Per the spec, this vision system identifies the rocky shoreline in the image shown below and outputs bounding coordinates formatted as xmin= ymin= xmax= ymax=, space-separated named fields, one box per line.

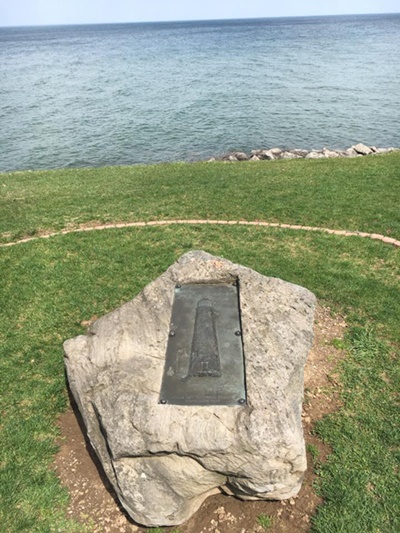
xmin=209 ymin=143 xmax=399 ymax=162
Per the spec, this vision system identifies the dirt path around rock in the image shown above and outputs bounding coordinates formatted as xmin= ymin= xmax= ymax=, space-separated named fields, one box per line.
xmin=54 ymin=305 xmax=347 ymax=533
xmin=1 ymin=219 xmax=400 ymax=248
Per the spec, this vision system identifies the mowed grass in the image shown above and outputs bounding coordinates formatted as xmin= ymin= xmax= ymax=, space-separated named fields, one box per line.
xmin=0 ymin=157 xmax=399 ymax=532
xmin=0 ymin=152 xmax=400 ymax=244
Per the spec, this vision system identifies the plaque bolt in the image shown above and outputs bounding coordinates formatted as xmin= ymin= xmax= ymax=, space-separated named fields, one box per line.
xmin=160 ymin=399 xmax=167 ymax=404
xmin=235 ymin=330 xmax=242 ymax=336
xmin=176 ymin=284 xmax=181 ymax=289
xmin=238 ymin=398 xmax=246 ymax=405
xmin=169 ymin=331 xmax=176 ymax=337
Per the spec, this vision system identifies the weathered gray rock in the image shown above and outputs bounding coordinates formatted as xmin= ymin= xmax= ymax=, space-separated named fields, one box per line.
xmin=269 ymin=147 xmax=283 ymax=155
xmin=223 ymin=151 xmax=249 ymax=161
xmin=344 ymin=147 xmax=360 ymax=157
xmin=281 ymin=151 xmax=301 ymax=159
xmin=259 ymin=149 xmax=276 ymax=160
xmin=211 ymin=145 xmax=398 ymax=164
xmin=352 ymin=143 xmax=373 ymax=155
xmin=323 ymin=149 xmax=340 ymax=158
xmin=291 ymin=149 xmax=309 ymax=157
xmin=64 ymin=251 xmax=316 ymax=527
xmin=376 ymin=147 xmax=397 ymax=154
xmin=251 ymin=148 xmax=281 ymax=159
xmin=305 ymin=151 xmax=325 ymax=159
xmin=233 ymin=151 xmax=249 ymax=161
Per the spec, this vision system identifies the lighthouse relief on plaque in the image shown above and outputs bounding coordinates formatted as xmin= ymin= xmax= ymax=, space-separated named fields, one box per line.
xmin=159 ymin=282 xmax=246 ymax=406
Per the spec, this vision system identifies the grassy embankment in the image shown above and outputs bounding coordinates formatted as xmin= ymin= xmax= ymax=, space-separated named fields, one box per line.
xmin=0 ymin=154 xmax=399 ymax=532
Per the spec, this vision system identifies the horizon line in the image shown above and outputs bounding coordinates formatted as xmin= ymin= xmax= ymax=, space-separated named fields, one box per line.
xmin=1 ymin=11 xmax=399 ymax=30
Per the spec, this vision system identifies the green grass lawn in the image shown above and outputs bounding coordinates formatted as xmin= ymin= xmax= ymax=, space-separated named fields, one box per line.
xmin=0 ymin=156 xmax=399 ymax=532
xmin=1 ymin=153 xmax=399 ymax=244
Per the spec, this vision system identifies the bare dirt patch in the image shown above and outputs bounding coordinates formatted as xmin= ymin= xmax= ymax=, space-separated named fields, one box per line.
xmin=54 ymin=304 xmax=347 ymax=533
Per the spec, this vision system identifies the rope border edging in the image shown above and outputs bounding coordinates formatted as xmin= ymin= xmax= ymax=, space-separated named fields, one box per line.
xmin=1 ymin=220 xmax=399 ymax=248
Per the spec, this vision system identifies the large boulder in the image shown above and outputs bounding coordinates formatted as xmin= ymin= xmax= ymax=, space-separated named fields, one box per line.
xmin=259 ymin=149 xmax=276 ymax=160
xmin=269 ymin=147 xmax=283 ymax=156
xmin=291 ymin=149 xmax=309 ymax=157
xmin=322 ymin=149 xmax=340 ymax=158
xmin=305 ymin=151 xmax=325 ymax=159
xmin=352 ymin=143 xmax=373 ymax=155
xmin=344 ymin=147 xmax=361 ymax=157
xmin=64 ymin=251 xmax=316 ymax=527
xmin=233 ymin=151 xmax=249 ymax=161
xmin=281 ymin=151 xmax=301 ymax=159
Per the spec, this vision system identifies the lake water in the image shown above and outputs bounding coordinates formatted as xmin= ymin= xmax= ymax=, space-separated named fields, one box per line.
xmin=1 ymin=14 xmax=399 ymax=172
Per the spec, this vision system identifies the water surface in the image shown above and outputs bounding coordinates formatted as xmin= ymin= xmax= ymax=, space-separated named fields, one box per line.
xmin=1 ymin=14 xmax=399 ymax=171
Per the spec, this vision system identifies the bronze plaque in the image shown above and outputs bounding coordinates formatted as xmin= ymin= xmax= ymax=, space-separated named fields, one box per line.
xmin=159 ymin=282 xmax=246 ymax=406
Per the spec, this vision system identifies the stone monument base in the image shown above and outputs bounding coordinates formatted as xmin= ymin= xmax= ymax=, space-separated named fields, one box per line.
xmin=64 ymin=251 xmax=316 ymax=526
